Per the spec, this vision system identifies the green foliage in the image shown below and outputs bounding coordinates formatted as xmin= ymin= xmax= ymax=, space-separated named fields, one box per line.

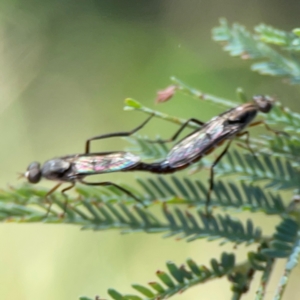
xmin=137 ymin=176 xmax=287 ymax=215
xmin=107 ymin=253 xmax=236 ymax=300
xmin=262 ymin=218 xmax=299 ymax=258
xmin=214 ymin=151 xmax=300 ymax=190
xmin=0 ymin=185 xmax=265 ymax=245
xmin=212 ymin=19 xmax=300 ymax=84
xmin=1 ymin=19 xmax=300 ymax=300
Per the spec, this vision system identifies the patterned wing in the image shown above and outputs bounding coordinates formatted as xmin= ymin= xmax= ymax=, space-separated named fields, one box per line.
xmin=73 ymin=152 xmax=140 ymax=174
xmin=167 ymin=117 xmax=239 ymax=168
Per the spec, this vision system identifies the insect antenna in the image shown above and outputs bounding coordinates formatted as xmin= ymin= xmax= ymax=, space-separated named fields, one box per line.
xmin=17 ymin=172 xmax=25 ymax=180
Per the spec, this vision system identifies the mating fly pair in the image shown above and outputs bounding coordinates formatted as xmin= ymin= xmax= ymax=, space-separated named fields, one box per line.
xmin=23 ymin=95 xmax=278 ymax=214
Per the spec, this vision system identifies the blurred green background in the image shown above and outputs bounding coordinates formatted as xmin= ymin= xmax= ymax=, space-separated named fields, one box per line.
xmin=1 ymin=1 xmax=300 ymax=299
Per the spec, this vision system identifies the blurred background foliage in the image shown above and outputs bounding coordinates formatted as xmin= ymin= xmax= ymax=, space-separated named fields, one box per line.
xmin=1 ymin=1 xmax=300 ymax=299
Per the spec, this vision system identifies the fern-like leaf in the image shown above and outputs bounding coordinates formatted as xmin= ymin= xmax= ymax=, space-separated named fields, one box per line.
xmin=213 ymin=150 xmax=300 ymax=190
xmin=106 ymin=253 xmax=235 ymax=300
xmin=212 ymin=19 xmax=300 ymax=84
xmin=262 ymin=218 xmax=299 ymax=258
xmin=137 ymin=176 xmax=287 ymax=215
xmin=255 ymin=24 xmax=300 ymax=52
xmin=0 ymin=184 xmax=265 ymax=245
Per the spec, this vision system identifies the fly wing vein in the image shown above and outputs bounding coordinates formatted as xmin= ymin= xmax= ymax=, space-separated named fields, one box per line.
xmin=74 ymin=153 xmax=140 ymax=174
xmin=167 ymin=121 xmax=239 ymax=168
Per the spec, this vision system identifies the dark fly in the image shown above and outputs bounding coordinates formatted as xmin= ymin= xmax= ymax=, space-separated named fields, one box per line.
xmin=134 ymin=95 xmax=280 ymax=212
xmin=24 ymin=115 xmax=155 ymax=212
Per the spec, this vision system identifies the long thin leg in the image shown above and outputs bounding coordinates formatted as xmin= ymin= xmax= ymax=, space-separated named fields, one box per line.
xmin=45 ymin=183 xmax=62 ymax=216
xmin=206 ymin=140 xmax=232 ymax=215
xmin=148 ymin=117 xmax=205 ymax=144
xmin=78 ymin=179 xmax=144 ymax=206
xmin=61 ymin=182 xmax=76 ymax=214
xmin=236 ymin=131 xmax=257 ymax=158
xmin=85 ymin=114 xmax=154 ymax=154
xmin=248 ymin=120 xmax=288 ymax=136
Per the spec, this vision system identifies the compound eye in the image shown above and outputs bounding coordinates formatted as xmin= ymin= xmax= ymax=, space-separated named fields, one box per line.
xmin=253 ymin=95 xmax=273 ymax=113
xmin=26 ymin=162 xmax=42 ymax=184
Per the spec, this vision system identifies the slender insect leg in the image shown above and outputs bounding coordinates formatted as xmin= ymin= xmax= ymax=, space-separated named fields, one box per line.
xmin=85 ymin=114 xmax=154 ymax=153
xmin=236 ymin=131 xmax=257 ymax=158
xmin=248 ymin=120 xmax=288 ymax=136
xmin=61 ymin=182 xmax=76 ymax=215
xmin=45 ymin=183 xmax=62 ymax=217
xmin=206 ymin=141 xmax=232 ymax=215
xmin=78 ymin=179 xmax=144 ymax=206
xmin=148 ymin=118 xmax=205 ymax=144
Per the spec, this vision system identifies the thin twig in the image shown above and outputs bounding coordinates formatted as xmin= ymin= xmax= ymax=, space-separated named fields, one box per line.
xmin=124 ymin=98 xmax=199 ymax=128
xmin=231 ymin=292 xmax=243 ymax=300
xmin=171 ymin=77 xmax=236 ymax=108
xmin=255 ymin=258 xmax=275 ymax=300
xmin=273 ymin=236 xmax=300 ymax=300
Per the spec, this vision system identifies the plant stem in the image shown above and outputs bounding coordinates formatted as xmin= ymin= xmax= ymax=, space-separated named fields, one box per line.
xmin=273 ymin=237 xmax=300 ymax=300
xmin=171 ymin=77 xmax=236 ymax=108
xmin=231 ymin=292 xmax=243 ymax=300
xmin=124 ymin=101 xmax=199 ymax=129
xmin=255 ymin=258 xmax=275 ymax=300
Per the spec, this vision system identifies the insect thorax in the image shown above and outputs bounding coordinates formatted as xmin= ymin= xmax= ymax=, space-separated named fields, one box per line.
xmin=41 ymin=158 xmax=71 ymax=180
